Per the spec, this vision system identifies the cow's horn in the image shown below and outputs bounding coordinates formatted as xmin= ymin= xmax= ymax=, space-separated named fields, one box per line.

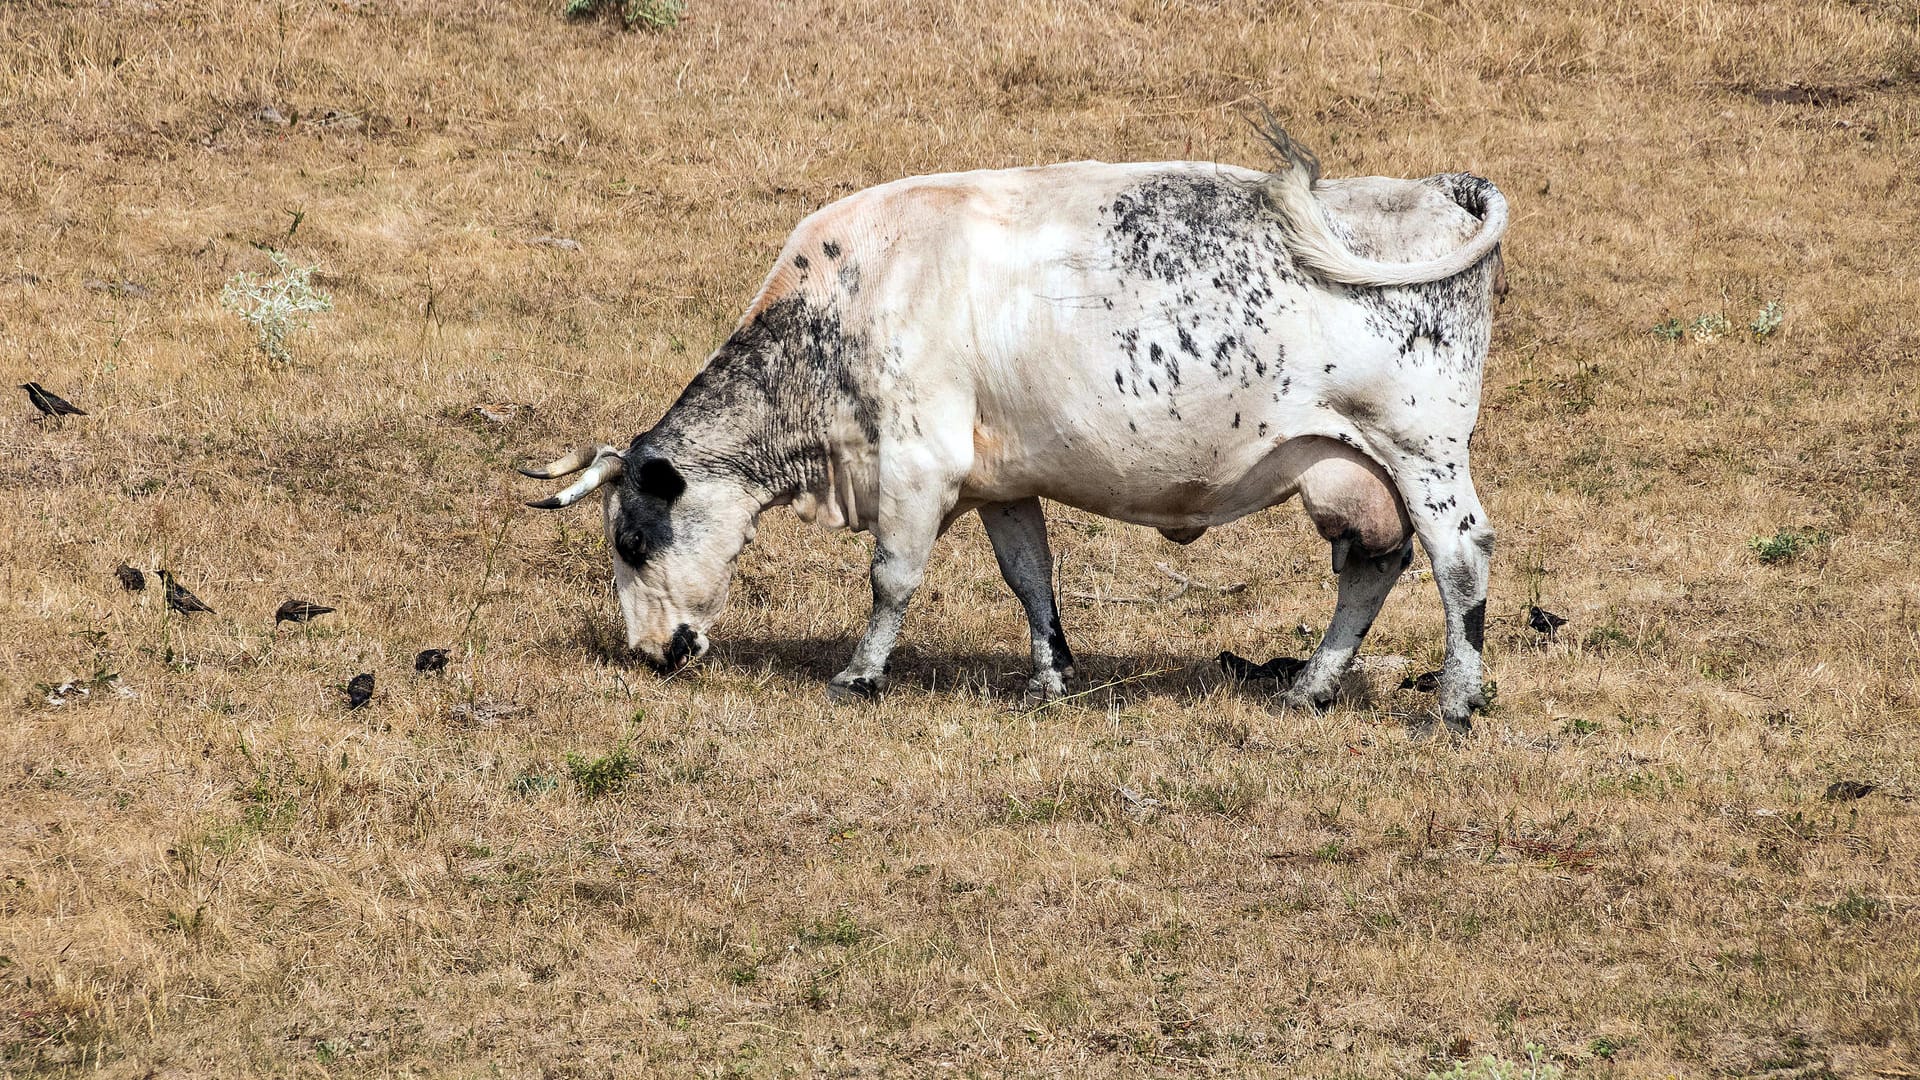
xmin=518 ymin=445 xmax=603 ymax=480
xmin=525 ymin=446 xmax=624 ymax=509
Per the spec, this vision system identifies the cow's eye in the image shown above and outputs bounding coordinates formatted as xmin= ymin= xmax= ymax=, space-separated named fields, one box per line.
xmin=613 ymin=519 xmax=650 ymax=568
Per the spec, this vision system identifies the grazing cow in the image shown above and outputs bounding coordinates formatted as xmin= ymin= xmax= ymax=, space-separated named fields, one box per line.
xmin=524 ymin=127 xmax=1507 ymax=731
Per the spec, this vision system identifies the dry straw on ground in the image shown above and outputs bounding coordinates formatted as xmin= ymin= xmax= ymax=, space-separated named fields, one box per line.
xmin=3 ymin=0 xmax=1918 ymax=1076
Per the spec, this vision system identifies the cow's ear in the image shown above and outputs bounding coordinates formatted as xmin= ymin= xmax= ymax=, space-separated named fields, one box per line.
xmin=635 ymin=457 xmax=687 ymax=502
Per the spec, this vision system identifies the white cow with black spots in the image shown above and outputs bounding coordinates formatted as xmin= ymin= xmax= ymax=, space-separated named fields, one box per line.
xmin=524 ymin=128 xmax=1508 ymax=731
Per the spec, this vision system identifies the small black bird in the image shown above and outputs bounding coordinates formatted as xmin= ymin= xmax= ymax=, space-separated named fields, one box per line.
xmin=275 ymin=599 xmax=335 ymax=624
xmin=342 ymin=672 xmax=375 ymax=709
xmin=20 ymin=382 xmax=86 ymax=419
xmin=114 ymin=563 xmax=146 ymax=591
xmin=1824 ymin=780 xmax=1876 ymax=802
xmin=1399 ymin=669 xmax=1443 ymax=693
xmin=1217 ymin=649 xmax=1307 ymax=684
xmin=158 ymin=570 xmax=213 ymax=614
xmin=414 ymin=648 xmax=450 ymax=673
xmin=1527 ymin=606 xmax=1568 ymax=638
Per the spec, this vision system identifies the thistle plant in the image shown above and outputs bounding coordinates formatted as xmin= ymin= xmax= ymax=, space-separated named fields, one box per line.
xmin=565 ymin=0 xmax=684 ymax=29
xmin=1688 ymin=312 xmax=1733 ymax=343
xmin=221 ymin=250 xmax=333 ymax=362
xmin=1652 ymin=302 xmax=1784 ymax=345
xmin=1749 ymin=299 xmax=1785 ymax=341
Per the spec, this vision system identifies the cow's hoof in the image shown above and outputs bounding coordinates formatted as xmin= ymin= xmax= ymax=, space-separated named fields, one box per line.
xmin=827 ymin=675 xmax=883 ymax=704
xmin=1439 ymin=684 xmax=1486 ymax=720
xmin=1278 ymin=686 xmax=1335 ymax=713
xmin=1023 ymin=672 xmax=1068 ymax=703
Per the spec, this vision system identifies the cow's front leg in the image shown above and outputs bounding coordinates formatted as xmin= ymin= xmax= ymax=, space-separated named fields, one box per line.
xmin=828 ymin=489 xmax=951 ymax=703
xmin=1281 ymin=539 xmax=1410 ymax=711
xmin=979 ymin=498 xmax=1074 ymax=701
xmin=1405 ymin=477 xmax=1493 ymax=733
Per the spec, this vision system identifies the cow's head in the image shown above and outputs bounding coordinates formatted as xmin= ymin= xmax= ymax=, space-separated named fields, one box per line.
xmin=522 ymin=444 xmax=759 ymax=672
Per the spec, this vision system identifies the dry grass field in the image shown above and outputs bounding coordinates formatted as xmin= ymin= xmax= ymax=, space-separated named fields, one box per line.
xmin=4 ymin=0 xmax=1919 ymax=1075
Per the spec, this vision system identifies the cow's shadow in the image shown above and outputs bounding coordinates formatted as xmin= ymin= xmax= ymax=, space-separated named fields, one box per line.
xmin=716 ymin=633 xmax=1233 ymax=704
xmin=570 ymin=614 xmax=1307 ymax=708
xmin=562 ymin=611 xmax=1459 ymax=735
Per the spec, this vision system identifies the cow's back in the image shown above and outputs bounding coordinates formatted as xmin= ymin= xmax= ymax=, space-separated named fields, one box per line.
xmin=724 ymin=161 xmax=1501 ymax=530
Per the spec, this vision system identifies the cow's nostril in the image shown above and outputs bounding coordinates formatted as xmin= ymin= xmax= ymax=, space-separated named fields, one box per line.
xmin=646 ymin=623 xmax=701 ymax=675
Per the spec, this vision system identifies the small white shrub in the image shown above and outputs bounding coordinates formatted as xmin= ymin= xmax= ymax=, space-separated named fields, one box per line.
xmin=221 ymin=250 xmax=333 ymax=362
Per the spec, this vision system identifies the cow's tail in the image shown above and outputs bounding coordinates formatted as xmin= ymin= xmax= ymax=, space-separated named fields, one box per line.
xmin=1253 ymin=116 xmax=1508 ymax=288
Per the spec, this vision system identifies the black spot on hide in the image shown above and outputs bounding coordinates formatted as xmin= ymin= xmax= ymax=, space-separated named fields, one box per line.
xmin=640 ymin=295 xmax=881 ymax=498
xmin=1105 ymin=173 xmax=1295 ymax=289
xmin=1101 ymin=173 xmax=1308 ymax=399
xmin=611 ymin=483 xmax=676 ymax=571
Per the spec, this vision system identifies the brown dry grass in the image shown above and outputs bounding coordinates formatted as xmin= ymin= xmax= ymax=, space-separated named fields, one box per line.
xmin=3 ymin=0 xmax=1919 ymax=1076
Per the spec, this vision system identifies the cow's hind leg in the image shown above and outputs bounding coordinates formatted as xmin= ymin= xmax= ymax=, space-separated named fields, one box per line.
xmin=1276 ymin=437 xmax=1413 ymax=711
xmin=1396 ymin=467 xmax=1493 ymax=733
xmin=1367 ymin=445 xmax=1497 ymax=730
xmin=1283 ymin=540 xmax=1410 ymax=711
xmin=979 ymin=498 xmax=1074 ymax=701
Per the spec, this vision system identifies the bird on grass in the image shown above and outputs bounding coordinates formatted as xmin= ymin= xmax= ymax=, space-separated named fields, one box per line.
xmin=1216 ymin=649 xmax=1306 ymax=684
xmin=20 ymin=382 xmax=86 ymax=419
xmin=114 ymin=563 xmax=146 ymax=591
xmin=275 ymin=599 xmax=335 ymax=624
xmin=1399 ymin=670 xmax=1442 ymax=693
xmin=342 ymin=673 xmax=375 ymax=709
xmin=414 ymin=648 xmax=450 ymax=673
xmin=157 ymin=571 xmax=213 ymax=614
xmin=1527 ymin=606 xmax=1568 ymax=639
xmin=1824 ymin=780 xmax=1876 ymax=802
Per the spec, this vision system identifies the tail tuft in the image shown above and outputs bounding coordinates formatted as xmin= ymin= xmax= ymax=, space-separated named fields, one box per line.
xmin=1248 ymin=104 xmax=1321 ymax=188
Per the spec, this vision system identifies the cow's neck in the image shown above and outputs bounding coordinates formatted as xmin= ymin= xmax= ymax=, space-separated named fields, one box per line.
xmin=643 ymin=297 xmax=878 ymax=520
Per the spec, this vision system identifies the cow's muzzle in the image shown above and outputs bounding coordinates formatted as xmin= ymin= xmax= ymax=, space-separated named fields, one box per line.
xmin=643 ymin=624 xmax=706 ymax=674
